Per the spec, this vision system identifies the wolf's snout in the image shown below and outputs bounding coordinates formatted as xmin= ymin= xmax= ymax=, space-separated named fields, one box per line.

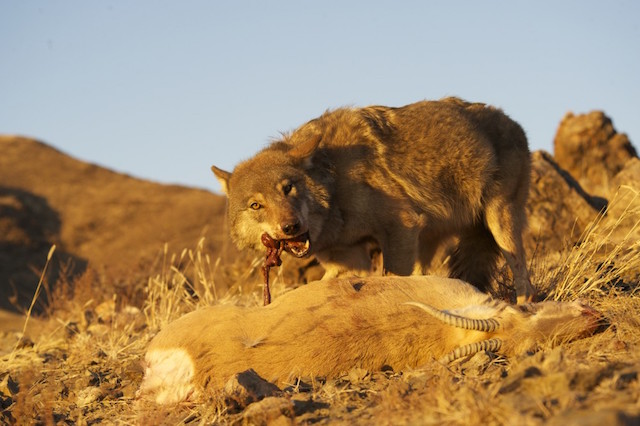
xmin=281 ymin=221 xmax=301 ymax=236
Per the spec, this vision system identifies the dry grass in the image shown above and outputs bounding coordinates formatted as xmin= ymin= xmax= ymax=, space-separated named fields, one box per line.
xmin=2 ymin=199 xmax=640 ymax=425
xmin=547 ymin=187 xmax=640 ymax=302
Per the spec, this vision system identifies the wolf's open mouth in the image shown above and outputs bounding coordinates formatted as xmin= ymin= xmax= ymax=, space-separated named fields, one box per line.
xmin=282 ymin=231 xmax=311 ymax=257
xmin=259 ymin=231 xmax=310 ymax=305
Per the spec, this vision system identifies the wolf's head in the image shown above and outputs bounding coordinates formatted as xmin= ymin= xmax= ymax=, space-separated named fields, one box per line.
xmin=212 ymin=127 xmax=333 ymax=257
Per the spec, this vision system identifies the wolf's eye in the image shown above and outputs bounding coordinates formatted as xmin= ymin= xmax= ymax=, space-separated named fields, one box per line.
xmin=250 ymin=202 xmax=262 ymax=210
xmin=283 ymin=183 xmax=293 ymax=195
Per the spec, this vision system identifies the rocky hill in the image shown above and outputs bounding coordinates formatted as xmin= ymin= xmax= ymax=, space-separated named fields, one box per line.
xmin=0 ymin=135 xmax=226 ymax=312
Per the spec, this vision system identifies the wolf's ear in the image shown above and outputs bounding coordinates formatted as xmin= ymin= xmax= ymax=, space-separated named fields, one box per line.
xmin=211 ymin=165 xmax=231 ymax=195
xmin=288 ymin=126 xmax=322 ymax=161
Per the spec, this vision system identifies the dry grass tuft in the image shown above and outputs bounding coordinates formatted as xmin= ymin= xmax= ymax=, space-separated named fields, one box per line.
xmin=540 ymin=187 xmax=640 ymax=302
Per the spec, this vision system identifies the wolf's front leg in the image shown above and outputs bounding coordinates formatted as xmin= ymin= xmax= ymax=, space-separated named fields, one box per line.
xmin=380 ymin=224 xmax=422 ymax=276
xmin=316 ymin=242 xmax=378 ymax=279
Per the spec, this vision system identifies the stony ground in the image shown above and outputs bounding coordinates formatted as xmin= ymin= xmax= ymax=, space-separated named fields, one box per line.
xmin=2 ymin=202 xmax=639 ymax=425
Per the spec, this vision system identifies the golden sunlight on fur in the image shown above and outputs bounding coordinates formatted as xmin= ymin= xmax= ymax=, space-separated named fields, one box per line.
xmin=138 ymin=275 xmax=600 ymax=404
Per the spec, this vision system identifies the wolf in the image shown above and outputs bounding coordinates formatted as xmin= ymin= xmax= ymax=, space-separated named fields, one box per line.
xmin=212 ymin=97 xmax=535 ymax=302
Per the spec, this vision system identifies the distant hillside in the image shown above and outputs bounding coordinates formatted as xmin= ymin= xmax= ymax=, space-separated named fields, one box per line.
xmin=0 ymin=135 xmax=227 ymax=312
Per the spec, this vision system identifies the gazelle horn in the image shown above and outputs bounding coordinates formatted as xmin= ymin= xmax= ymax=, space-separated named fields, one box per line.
xmin=404 ymin=302 xmax=501 ymax=332
xmin=442 ymin=338 xmax=503 ymax=363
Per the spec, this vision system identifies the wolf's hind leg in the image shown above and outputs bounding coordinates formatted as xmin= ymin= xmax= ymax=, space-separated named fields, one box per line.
xmin=485 ymin=198 xmax=535 ymax=303
xmin=448 ymin=224 xmax=501 ymax=293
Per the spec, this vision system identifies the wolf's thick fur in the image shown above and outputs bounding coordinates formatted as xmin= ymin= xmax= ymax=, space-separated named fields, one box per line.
xmin=213 ymin=98 xmax=535 ymax=302
xmin=138 ymin=276 xmax=600 ymax=404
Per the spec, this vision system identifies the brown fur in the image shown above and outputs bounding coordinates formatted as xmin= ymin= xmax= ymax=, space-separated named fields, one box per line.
xmin=212 ymin=98 xmax=535 ymax=302
xmin=139 ymin=276 xmax=600 ymax=404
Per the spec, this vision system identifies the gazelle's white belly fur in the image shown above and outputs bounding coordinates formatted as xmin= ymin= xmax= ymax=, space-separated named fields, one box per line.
xmin=138 ymin=348 xmax=196 ymax=404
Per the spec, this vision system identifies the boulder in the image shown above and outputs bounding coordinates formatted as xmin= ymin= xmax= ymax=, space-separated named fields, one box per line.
xmin=524 ymin=151 xmax=603 ymax=256
xmin=223 ymin=369 xmax=283 ymax=413
xmin=553 ymin=111 xmax=637 ymax=197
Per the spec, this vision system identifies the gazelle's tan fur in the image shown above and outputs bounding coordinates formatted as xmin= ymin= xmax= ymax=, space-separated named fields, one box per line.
xmin=138 ymin=276 xmax=600 ymax=404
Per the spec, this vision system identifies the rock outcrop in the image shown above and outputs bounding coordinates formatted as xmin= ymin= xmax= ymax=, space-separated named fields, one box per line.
xmin=553 ymin=111 xmax=637 ymax=197
xmin=524 ymin=151 xmax=603 ymax=256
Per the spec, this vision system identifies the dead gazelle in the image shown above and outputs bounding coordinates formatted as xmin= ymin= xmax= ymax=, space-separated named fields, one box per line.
xmin=138 ymin=276 xmax=601 ymax=404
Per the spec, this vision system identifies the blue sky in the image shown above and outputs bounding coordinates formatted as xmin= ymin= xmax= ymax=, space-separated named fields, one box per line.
xmin=2 ymin=1 xmax=639 ymax=194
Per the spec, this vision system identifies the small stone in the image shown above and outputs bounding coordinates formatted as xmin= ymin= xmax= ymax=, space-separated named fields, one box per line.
xmin=223 ymin=369 xmax=282 ymax=411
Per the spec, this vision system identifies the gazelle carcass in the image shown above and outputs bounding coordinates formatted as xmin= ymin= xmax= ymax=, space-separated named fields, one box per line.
xmin=138 ymin=276 xmax=601 ymax=404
